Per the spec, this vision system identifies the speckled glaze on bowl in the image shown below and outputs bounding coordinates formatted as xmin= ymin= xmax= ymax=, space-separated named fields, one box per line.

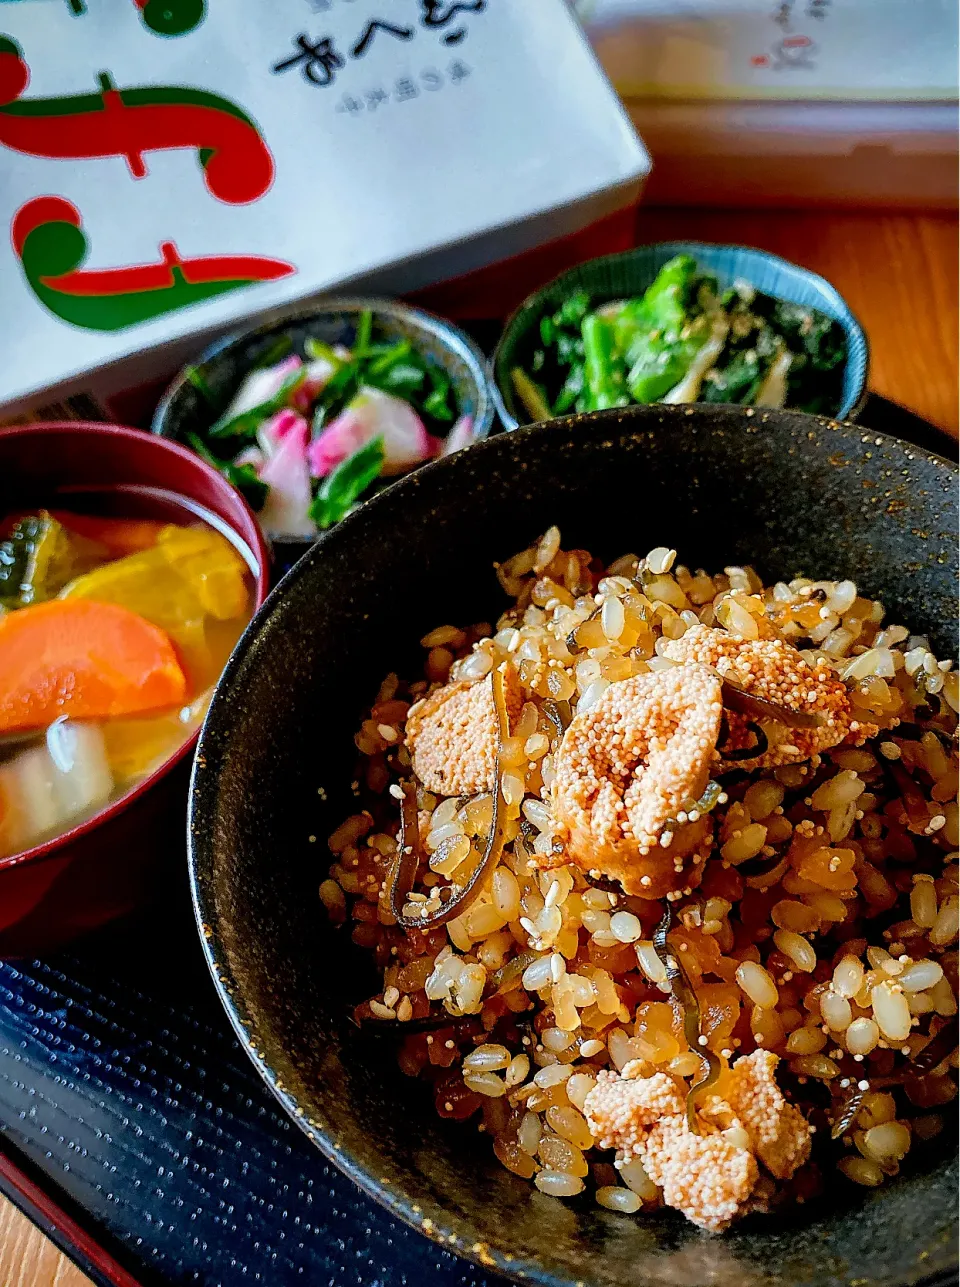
xmin=152 ymin=298 xmax=497 ymax=569
xmin=493 ymin=242 xmax=869 ymax=429
xmin=189 ymin=405 xmax=957 ymax=1287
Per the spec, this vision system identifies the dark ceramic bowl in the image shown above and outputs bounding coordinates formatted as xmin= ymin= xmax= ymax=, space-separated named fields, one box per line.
xmin=0 ymin=421 xmax=269 ymax=958
xmin=152 ymin=298 xmax=497 ymax=572
xmin=189 ymin=406 xmax=957 ymax=1287
xmin=493 ymin=242 xmax=869 ymax=429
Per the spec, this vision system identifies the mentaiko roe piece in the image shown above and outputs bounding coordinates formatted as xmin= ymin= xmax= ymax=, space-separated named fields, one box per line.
xmin=642 ymin=1116 xmax=759 ymax=1233
xmin=405 ymin=665 xmax=523 ymax=797
xmin=583 ymin=1050 xmax=812 ymax=1232
xmin=549 ymin=664 xmax=721 ymax=895
xmin=724 ymin=1048 xmax=812 ymax=1180
xmin=663 ymin=625 xmax=878 ymax=767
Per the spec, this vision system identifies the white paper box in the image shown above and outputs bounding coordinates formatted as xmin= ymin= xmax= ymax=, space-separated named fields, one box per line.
xmin=576 ymin=0 xmax=957 ymax=208
xmin=0 ymin=0 xmax=648 ymax=413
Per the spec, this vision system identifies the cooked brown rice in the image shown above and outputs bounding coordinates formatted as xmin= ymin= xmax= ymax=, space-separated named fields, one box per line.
xmin=321 ymin=529 xmax=958 ymax=1232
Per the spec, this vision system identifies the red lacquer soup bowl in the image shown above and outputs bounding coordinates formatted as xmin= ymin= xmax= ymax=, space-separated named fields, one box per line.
xmin=0 ymin=422 xmax=269 ymax=957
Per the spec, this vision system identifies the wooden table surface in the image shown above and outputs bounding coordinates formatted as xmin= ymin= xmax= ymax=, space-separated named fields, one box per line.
xmin=1 ymin=204 xmax=957 ymax=1287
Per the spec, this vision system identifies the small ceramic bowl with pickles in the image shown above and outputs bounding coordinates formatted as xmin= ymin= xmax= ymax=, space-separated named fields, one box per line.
xmin=493 ymin=241 xmax=869 ymax=430
xmin=153 ymin=299 xmax=497 ymax=571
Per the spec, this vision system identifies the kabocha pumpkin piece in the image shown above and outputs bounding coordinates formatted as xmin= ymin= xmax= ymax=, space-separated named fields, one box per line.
xmin=154 ymin=524 xmax=249 ymax=619
xmin=60 ymin=523 xmax=248 ymax=622
xmin=60 ymin=523 xmax=249 ymax=685
xmin=0 ymin=511 xmax=105 ymax=608
xmin=0 ymin=598 xmax=186 ymax=733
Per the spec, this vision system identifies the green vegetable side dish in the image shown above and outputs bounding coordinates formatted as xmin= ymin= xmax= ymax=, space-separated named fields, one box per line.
xmin=183 ymin=310 xmax=474 ymax=538
xmin=511 ymin=255 xmax=848 ymax=423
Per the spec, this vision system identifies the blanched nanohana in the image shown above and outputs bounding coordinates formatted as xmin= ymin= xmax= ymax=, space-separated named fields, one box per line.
xmin=186 ymin=314 xmax=471 ymax=536
xmin=511 ymin=255 xmax=848 ymax=422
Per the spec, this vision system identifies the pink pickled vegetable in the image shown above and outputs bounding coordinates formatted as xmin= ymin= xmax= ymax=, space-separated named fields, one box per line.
xmin=257 ymin=407 xmax=306 ymax=457
xmin=308 ymin=387 xmax=439 ymax=479
xmin=257 ymin=414 xmax=315 ymax=537
xmin=442 ymin=414 xmax=475 ymax=456
xmin=293 ymin=357 xmax=337 ymax=413
xmin=223 ymin=354 xmax=301 ymax=420
xmin=233 ymin=445 xmax=265 ymax=470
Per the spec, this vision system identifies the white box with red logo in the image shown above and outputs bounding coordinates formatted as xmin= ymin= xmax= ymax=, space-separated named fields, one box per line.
xmin=576 ymin=0 xmax=957 ymax=208
xmin=0 ymin=0 xmax=648 ymax=414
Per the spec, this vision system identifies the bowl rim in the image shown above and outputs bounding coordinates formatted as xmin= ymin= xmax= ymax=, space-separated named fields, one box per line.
xmin=492 ymin=239 xmax=870 ymax=430
xmin=188 ymin=404 xmax=956 ymax=1287
xmin=150 ymin=295 xmax=498 ymax=445
xmin=0 ymin=419 xmax=270 ymax=875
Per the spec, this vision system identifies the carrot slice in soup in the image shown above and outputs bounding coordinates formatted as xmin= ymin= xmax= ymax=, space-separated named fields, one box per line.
xmin=0 ymin=599 xmax=187 ymax=734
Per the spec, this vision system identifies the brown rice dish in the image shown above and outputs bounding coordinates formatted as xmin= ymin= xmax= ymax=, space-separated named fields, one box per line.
xmin=321 ymin=529 xmax=958 ymax=1232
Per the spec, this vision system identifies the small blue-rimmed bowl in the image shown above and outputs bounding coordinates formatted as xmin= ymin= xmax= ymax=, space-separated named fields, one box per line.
xmin=153 ymin=298 xmax=497 ymax=569
xmin=493 ymin=241 xmax=869 ymax=429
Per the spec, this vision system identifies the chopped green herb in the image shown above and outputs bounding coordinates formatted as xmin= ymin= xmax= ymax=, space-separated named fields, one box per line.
xmin=423 ymin=384 xmax=455 ymax=422
xmin=310 ymin=436 xmax=385 ymax=529
xmin=376 ymin=362 xmax=426 ymax=400
xmin=253 ymin=334 xmax=294 ymax=369
xmin=184 ymin=312 xmax=462 ymax=537
xmin=355 ymin=309 xmax=374 ymax=355
xmin=186 ymin=433 xmax=268 ymax=509
xmin=208 ymin=368 xmax=306 ymax=439
xmin=184 ymin=364 xmax=215 ymax=405
xmin=304 ymin=336 xmax=344 ymax=365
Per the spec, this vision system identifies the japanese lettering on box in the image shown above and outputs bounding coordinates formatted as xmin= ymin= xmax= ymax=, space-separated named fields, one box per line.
xmin=0 ymin=0 xmax=647 ymax=408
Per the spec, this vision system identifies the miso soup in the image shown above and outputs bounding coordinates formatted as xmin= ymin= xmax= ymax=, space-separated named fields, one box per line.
xmin=0 ymin=493 xmax=255 ymax=857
